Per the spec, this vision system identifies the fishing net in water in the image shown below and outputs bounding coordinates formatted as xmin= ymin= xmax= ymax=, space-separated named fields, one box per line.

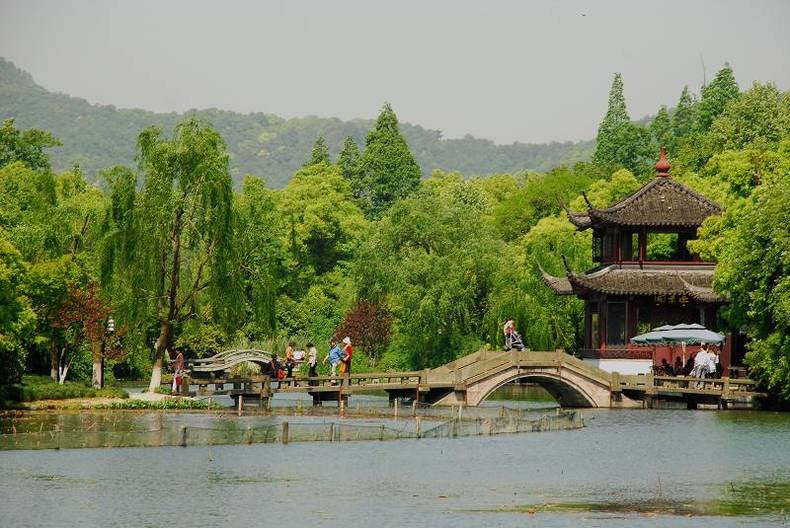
xmin=0 ymin=409 xmax=582 ymax=450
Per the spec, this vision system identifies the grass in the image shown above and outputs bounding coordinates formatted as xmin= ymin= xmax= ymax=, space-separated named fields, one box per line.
xmin=0 ymin=375 xmax=129 ymax=404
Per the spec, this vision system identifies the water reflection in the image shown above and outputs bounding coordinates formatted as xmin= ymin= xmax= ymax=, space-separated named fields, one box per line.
xmin=1 ymin=387 xmax=789 ymax=527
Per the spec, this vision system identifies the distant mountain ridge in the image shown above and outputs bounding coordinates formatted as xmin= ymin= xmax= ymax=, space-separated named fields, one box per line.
xmin=0 ymin=57 xmax=594 ymax=187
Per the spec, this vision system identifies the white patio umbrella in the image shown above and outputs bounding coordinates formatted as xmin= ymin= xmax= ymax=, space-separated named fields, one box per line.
xmin=630 ymin=323 xmax=725 ymax=373
xmin=630 ymin=323 xmax=725 ymax=345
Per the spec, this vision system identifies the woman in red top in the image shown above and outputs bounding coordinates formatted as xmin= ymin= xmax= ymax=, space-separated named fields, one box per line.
xmin=341 ymin=336 xmax=353 ymax=375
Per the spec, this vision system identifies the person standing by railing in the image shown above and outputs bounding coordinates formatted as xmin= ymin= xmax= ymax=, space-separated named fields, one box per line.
xmin=325 ymin=339 xmax=342 ymax=384
xmin=674 ymin=356 xmax=683 ymax=376
xmin=708 ymin=345 xmax=721 ymax=379
xmin=692 ymin=343 xmax=710 ymax=387
xmin=341 ymin=336 xmax=353 ymax=375
xmin=306 ymin=343 xmax=318 ymax=386
xmin=285 ymin=341 xmax=296 ymax=378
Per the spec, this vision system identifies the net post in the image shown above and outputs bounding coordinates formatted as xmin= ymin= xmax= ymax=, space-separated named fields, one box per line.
xmin=281 ymin=421 xmax=289 ymax=444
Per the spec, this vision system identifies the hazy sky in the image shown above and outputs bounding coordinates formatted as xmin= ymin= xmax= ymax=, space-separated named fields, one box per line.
xmin=1 ymin=0 xmax=789 ymax=144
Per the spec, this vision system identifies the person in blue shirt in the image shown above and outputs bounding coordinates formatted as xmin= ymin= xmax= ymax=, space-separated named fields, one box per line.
xmin=324 ymin=338 xmax=342 ymax=383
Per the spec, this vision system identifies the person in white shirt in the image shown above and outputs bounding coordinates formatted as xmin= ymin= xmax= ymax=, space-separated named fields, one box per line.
xmin=693 ymin=343 xmax=710 ymax=387
xmin=306 ymin=343 xmax=318 ymax=386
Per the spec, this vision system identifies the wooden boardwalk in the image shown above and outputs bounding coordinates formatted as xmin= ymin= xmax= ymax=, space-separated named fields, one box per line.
xmin=171 ymin=349 xmax=764 ymax=409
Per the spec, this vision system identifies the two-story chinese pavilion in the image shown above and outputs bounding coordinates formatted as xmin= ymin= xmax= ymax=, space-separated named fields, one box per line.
xmin=542 ymin=149 xmax=737 ymax=374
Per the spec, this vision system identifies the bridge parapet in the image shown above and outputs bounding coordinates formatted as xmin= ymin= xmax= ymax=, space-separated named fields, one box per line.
xmin=190 ymin=349 xmax=273 ymax=374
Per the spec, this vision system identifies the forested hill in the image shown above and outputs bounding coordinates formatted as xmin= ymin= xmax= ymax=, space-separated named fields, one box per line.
xmin=0 ymin=57 xmax=594 ymax=187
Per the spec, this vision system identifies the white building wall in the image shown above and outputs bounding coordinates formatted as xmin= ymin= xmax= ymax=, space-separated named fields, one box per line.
xmin=584 ymin=358 xmax=653 ymax=375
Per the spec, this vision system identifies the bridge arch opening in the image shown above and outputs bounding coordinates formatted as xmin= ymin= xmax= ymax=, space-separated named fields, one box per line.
xmin=477 ymin=373 xmax=598 ymax=408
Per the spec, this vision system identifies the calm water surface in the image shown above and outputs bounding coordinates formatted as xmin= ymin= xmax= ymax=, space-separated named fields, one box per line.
xmin=1 ymin=392 xmax=789 ymax=527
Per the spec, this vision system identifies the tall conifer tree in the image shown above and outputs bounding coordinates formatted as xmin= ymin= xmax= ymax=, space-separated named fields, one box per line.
xmin=650 ymin=105 xmax=673 ymax=151
xmin=337 ymin=136 xmax=363 ymax=199
xmin=359 ymin=103 xmax=421 ymax=218
xmin=593 ymin=73 xmax=630 ymax=166
xmin=672 ymin=86 xmax=696 ymax=141
xmin=697 ymin=64 xmax=740 ymax=132
xmin=593 ymin=73 xmax=651 ymax=173
xmin=305 ymin=136 xmax=330 ymax=166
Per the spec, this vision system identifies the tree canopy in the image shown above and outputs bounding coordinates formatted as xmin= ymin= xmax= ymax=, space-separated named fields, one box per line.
xmin=358 ymin=103 xmax=422 ymax=218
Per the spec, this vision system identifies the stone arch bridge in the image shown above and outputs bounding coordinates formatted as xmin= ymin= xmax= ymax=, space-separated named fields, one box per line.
xmin=182 ymin=349 xmax=762 ymax=409
xmin=423 ymin=349 xmax=614 ymax=407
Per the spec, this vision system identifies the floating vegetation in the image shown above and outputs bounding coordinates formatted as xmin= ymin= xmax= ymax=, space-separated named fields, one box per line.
xmin=474 ymin=479 xmax=790 ymax=518
xmin=94 ymin=399 xmax=213 ymax=410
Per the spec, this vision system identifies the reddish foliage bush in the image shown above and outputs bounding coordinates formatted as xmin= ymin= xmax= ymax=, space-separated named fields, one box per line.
xmin=53 ymin=282 xmax=126 ymax=359
xmin=335 ymin=299 xmax=392 ymax=364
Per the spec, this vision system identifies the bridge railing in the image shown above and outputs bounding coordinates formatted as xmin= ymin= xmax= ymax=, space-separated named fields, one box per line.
xmin=612 ymin=373 xmax=762 ymax=396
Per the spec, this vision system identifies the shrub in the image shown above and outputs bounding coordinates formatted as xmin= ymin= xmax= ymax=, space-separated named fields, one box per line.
xmin=0 ymin=375 xmax=128 ymax=402
xmin=96 ymin=398 xmax=211 ymax=410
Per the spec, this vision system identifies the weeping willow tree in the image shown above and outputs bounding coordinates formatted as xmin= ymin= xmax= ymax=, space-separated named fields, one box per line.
xmin=485 ymin=215 xmax=592 ymax=353
xmin=101 ymin=118 xmax=240 ymax=390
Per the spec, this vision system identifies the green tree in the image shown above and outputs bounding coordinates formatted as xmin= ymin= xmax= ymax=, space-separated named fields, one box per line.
xmin=355 ymin=190 xmax=504 ymax=368
xmin=707 ymin=82 xmax=790 ymax=152
xmin=594 ymin=73 xmax=629 ymax=165
xmin=486 ymin=214 xmax=591 ymax=352
xmin=337 ymin=136 xmax=363 ymax=199
xmin=593 ymin=74 xmax=651 ymax=173
xmin=672 ymin=86 xmax=697 ymax=141
xmin=359 ymin=103 xmax=422 ymax=218
xmin=101 ymin=118 xmax=239 ymax=391
xmin=25 ymin=256 xmax=83 ymax=380
xmin=492 ymin=167 xmax=593 ymax=240
xmin=651 ymin=105 xmax=673 ymax=151
xmin=305 ymin=135 xmax=330 ymax=166
xmin=697 ymin=64 xmax=740 ymax=132
xmin=0 ymin=118 xmax=60 ymax=171
xmin=0 ymin=235 xmax=35 ymax=384
xmin=569 ymin=168 xmax=641 ymax=210
xmin=234 ymin=175 xmax=282 ymax=338
xmin=713 ymin=170 xmax=790 ymax=400
xmin=277 ymin=161 xmax=366 ymax=293
xmin=0 ymin=159 xmax=106 ymax=381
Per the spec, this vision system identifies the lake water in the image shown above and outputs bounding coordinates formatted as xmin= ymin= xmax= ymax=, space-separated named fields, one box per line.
xmin=1 ymin=388 xmax=789 ymax=527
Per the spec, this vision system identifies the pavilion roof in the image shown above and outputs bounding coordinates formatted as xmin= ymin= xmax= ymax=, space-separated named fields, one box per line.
xmin=541 ymin=263 xmax=728 ymax=303
xmin=566 ymin=148 xmax=721 ymax=230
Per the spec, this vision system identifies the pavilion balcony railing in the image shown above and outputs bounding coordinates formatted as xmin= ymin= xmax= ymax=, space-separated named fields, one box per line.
xmin=581 ymin=348 xmax=653 ymax=360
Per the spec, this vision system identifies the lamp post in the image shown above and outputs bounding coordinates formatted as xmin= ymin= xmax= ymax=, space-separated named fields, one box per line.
xmin=102 ymin=317 xmax=115 ymax=389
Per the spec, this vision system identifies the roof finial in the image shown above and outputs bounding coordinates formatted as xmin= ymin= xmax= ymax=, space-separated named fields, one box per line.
xmin=656 ymin=146 xmax=671 ymax=177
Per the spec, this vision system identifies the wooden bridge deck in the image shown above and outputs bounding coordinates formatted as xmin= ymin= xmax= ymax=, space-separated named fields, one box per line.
xmin=169 ymin=349 xmax=764 ymax=409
